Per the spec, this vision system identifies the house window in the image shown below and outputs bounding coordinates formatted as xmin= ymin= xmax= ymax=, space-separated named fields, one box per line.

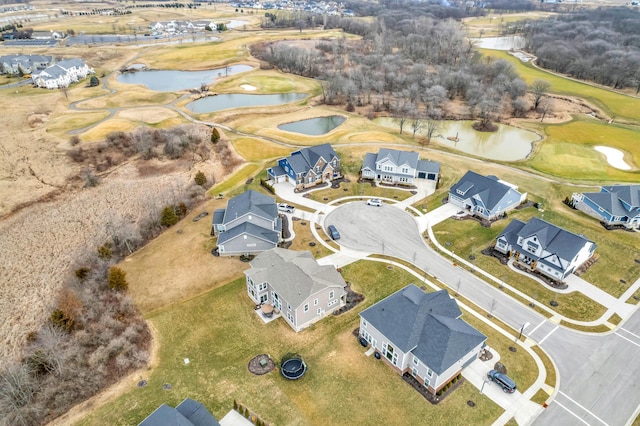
xmin=304 ymin=304 xmax=309 ymax=312
xmin=412 ymin=367 xmax=418 ymax=377
xmin=329 ymin=291 xmax=334 ymax=299
xmin=317 ymin=308 xmax=321 ymax=315
xmin=384 ymin=343 xmax=398 ymax=365
xmin=426 ymin=368 xmax=433 ymax=377
xmin=316 ymin=166 xmax=320 ymax=173
xmin=314 ymin=299 xmax=318 ymax=306
xmin=259 ymin=282 xmax=268 ymax=291
xmin=362 ymin=320 xmax=367 ymax=327
xmin=424 ymin=377 xmax=430 ymax=387
xmin=287 ymin=312 xmax=294 ymax=322
xmin=412 ymin=356 xmax=418 ymax=366
xmin=327 ymin=300 xmax=337 ymax=307
xmin=288 ymin=304 xmax=291 ymax=310
xmin=402 ymin=168 xmax=408 ymax=174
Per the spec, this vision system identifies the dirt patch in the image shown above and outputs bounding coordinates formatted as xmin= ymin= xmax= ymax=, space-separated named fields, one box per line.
xmin=248 ymin=354 xmax=276 ymax=375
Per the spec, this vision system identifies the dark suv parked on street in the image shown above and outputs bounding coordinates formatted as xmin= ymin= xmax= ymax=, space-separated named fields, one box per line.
xmin=488 ymin=369 xmax=517 ymax=393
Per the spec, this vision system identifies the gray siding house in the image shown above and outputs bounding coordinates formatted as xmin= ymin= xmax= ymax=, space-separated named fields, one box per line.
xmin=572 ymin=185 xmax=640 ymax=230
xmin=245 ymin=249 xmax=347 ymax=332
xmin=212 ymin=190 xmax=282 ymax=256
xmin=0 ymin=54 xmax=53 ymax=75
xmin=448 ymin=170 xmax=526 ymax=220
xmin=361 ymin=148 xmax=440 ymax=185
xmin=267 ymin=143 xmax=341 ymax=190
xmin=359 ymin=285 xmax=486 ymax=395
xmin=495 ymin=217 xmax=597 ymax=282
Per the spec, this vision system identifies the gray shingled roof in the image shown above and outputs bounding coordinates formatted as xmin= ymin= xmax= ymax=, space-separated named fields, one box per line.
xmin=362 ymin=152 xmax=376 ymax=171
xmin=212 ymin=209 xmax=225 ymax=226
xmin=417 ymin=160 xmax=440 ymax=174
xmin=583 ymin=185 xmax=640 ymax=217
xmin=517 ymin=217 xmax=595 ymax=262
xmin=285 ymin=143 xmax=338 ymax=175
xmin=497 ymin=219 xmax=526 ymax=247
xmin=138 ymin=399 xmax=219 ymax=426
xmin=222 ymin=190 xmax=277 ymax=224
xmin=360 ymin=285 xmax=485 ymax=375
xmin=217 ymin=222 xmax=279 ymax=245
xmin=377 ymin=148 xmax=419 ymax=168
xmin=269 ymin=165 xmax=286 ymax=177
xmin=246 ymin=248 xmax=345 ymax=308
xmin=56 ymin=58 xmax=85 ymax=70
xmin=449 ymin=171 xmax=519 ymax=211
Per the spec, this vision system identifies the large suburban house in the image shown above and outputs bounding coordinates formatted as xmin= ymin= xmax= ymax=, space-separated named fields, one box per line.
xmin=571 ymin=185 xmax=640 ymax=230
xmin=495 ymin=217 xmax=597 ymax=283
xmin=139 ymin=398 xmax=220 ymax=426
xmin=359 ymin=285 xmax=486 ymax=395
xmin=212 ymin=190 xmax=282 ymax=256
xmin=361 ymin=148 xmax=440 ymax=185
xmin=31 ymin=58 xmax=94 ymax=89
xmin=448 ymin=171 xmax=526 ymax=221
xmin=245 ymin=248 xmax=347 ymax=332
xmin=0 ymin=54 xmax=53 ymax=75
xmin=267 ymin=143 xmax=340 ymax=190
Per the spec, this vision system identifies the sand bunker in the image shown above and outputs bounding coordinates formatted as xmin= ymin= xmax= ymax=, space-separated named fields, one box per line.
xmin=595 ymin=146 xmax=632 ymax=170
xmin=240 ymin=84 xmax=257 ymax=91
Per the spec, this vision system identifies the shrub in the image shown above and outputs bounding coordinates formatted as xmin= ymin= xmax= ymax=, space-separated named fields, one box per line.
xmin=69 ymin=135 xmax=81 ymax=146
xmin=108 ymin=266 xmax=128 ymax=291
xmin=75 ymin=267 xmax=90 ymax=280
xmin=176 ymin=202 xmax=188 ymax=218
xmin=194 ymin=171 xmax=207 ymax=186
xmin=161 ymin=206 xmax=179 ymax=227
xmin=211 ymin=127 xmax=221 ymax=144
xmin=98 ymin=243 xmax=112 ymax=259
xmin=346 ymin=102 xmax=355 ymax=112
xmin=89 ymin=76 xmax=100 ymax=87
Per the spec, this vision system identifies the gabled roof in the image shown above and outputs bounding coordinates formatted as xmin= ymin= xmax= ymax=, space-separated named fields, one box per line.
xmin=360 ymin=285 xmax=485 ymax=375
xmin=497 ymin=219 xmax=526 ymax=245
xmin=246 ymin=248 xmax=345 ymax=308
xmin=217 ymin=221 xmax=280 ymax=245
xmin=362 ymin=152 xmax=377 ymax=171
xmin=376 ymin=148 xmax=419 ymax=168
xmin=583 ymin=185 xmax=640 ymax=217
xmin=517 ymin=217 xmax=594 ymax=261
xmin=222 ymin=190 xmax=277 ymax=224
xmin=449 ymin=171 xmax=521 ymax=211
xmin=56 ymin=58 xmax=86 ymax=70
xmin=284 ymin=143 xmax=338 ymax=175
xmin=138 ymin=398 xmax=219 ymax=426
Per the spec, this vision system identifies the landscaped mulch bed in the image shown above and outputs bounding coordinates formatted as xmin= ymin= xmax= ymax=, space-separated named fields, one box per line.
xmin=248 ymin=354 xmax=276 ymax=375
xmin=333 ymin=282 xmax=364 ymax=316
xmin=402 ymin=372 xmax=464 ymax=405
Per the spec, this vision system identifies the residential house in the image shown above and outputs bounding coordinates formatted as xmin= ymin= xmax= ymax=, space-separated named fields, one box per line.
xmin=138 ymin=398 xmax=220 ymax=426
xmin=359 ymin=285 xmax=486 ymax=395
xmin=212 ymin=190 xmax=282 ymax=256
xmin=245 ymin=248 xmax=346 ymax=331
xmin=31 ymin=58 xmax=94 ymax=89
xmin=571 ymin=185 xmax=640 ymax=230
xmin=495 ymin=217 xmax=597 ymax=282
xmin=448 ymin=170 xmax=526 ymax=220
xmin=0 ymin=54 xmax=53 ymax=75
xmin=361 ymin=148 xmax=440 ymax=185
xmin=267 ymin=143 xmax=340 ymax=190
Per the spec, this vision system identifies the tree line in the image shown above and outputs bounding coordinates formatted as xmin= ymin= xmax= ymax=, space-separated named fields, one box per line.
xmin=252 ymin=14 xmax=529 ymax=132
xmin=522 ymin=7 xmax=640 ymax=92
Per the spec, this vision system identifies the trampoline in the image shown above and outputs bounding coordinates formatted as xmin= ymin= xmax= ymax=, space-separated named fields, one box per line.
xmin=280 ymin=357 xmax=307 ymax=380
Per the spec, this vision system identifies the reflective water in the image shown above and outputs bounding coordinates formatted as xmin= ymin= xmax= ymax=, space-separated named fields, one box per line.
xmin=116 ymin=65 xmax=253 ymax=92
xmin=375 ymin=118 xmax=540 ymax=161
xmin=278 ymin=115 xmax=346 ymax=135
xmin=472 ymin=36 xmax=526 ymax=51
xmin=187 ymin=93 xmax=307 ymax=113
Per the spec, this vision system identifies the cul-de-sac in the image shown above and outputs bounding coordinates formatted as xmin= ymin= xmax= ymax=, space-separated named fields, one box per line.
xmin=1 ymin=1 xmax=639 ymax=425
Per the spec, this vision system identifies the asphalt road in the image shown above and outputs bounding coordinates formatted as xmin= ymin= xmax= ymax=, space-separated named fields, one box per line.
xmin=326 ymin=202 xmax=640 ymax=426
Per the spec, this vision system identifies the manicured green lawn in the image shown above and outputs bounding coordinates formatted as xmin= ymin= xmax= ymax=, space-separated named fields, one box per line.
xmin=208 ymin=163 xmax=262 ymax=197
xmin=528 ymin=118 xmax=640 ymax=182
xmin=307 ymin=177 xmax=413 ymax=203
xmin=79 ymin=260 xmax=541 ymax=425
xmin=480 ymin=49 xmax=640 ymax=123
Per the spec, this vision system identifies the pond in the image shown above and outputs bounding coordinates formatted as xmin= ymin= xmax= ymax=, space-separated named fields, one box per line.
xmin=278 ymin=115 xmax=346 ymax=135
xmin=375 ymin=118 xmax=540 ymax=161
xmin=187 ymin=93 xmax=307 ymax=113
xmin=116 ymin=64 xmax=254 ymax=92
xmin=471 ymin=36 xmax=526 ymax=51
xmin=594 ymin=146 xmax=633 ymax=170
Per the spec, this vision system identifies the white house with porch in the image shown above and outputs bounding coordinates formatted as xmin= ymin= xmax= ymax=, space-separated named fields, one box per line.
xmin=361 ymin=148 xmax=440 ymax=185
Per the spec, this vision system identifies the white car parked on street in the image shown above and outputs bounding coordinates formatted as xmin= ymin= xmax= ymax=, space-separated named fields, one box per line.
xmin=366 ymin=198 xmax=383 ymax=207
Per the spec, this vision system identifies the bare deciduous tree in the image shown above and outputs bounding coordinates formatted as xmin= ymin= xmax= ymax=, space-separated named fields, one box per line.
xmin=530 ymin=79 xmax=551 ymax=111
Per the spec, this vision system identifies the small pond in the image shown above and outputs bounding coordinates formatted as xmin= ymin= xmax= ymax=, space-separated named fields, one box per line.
xmin=471 ymin=36 xmax=526 ymax=51
xmin=116 ymin=64 xmax=253 ymax=92
xmin=278 ymin=115 xmax=346 ymax=135
xmin=375 ymin=118 xmax=540 ymax=161
xmin=187 ymin=93 xmax=307 ymax=113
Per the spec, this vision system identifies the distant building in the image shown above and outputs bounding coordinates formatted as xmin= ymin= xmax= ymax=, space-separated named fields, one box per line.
xmin=572 ymin=185 xmax=640 ymax=230
xmin=361 ymin=148 xmax=440 ymax=185
xmin=138 ymin=398 xmax=220 ymax=426
xmin=495 ymin=217 xmax=597 ymax=282
xmin=31 ymin=58 xmax=94 ymax=89
xmin=0 ymin=54 xmax=53 ymax=75
xmin=448 ymin=171 xmax=526 ymax=220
